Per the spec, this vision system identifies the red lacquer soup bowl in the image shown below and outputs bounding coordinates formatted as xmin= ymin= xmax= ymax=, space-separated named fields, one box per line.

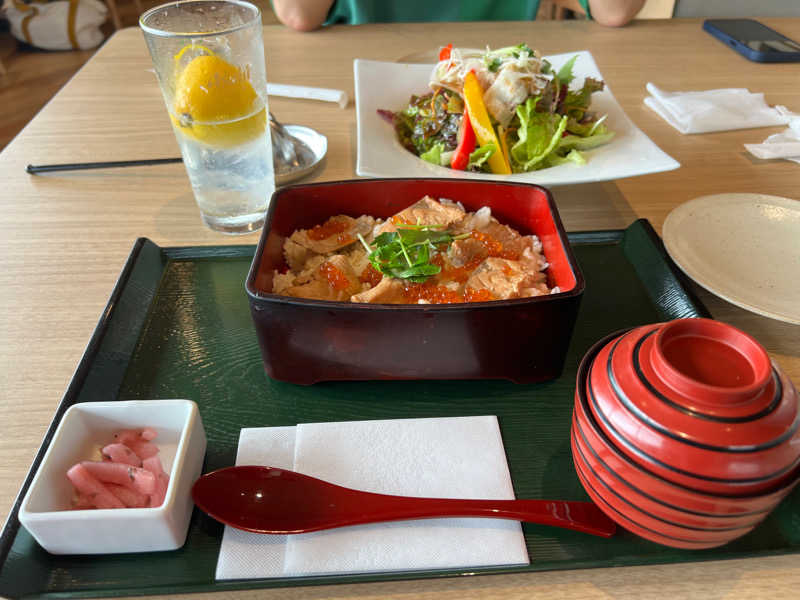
xmin=245 ymin=178 xmax=584 ymax=384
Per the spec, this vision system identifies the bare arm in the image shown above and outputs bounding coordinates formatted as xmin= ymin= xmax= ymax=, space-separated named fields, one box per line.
xmin=587 ymin=0 xmax=646 ymax=26
xmin=554 ymin=0 xmax=646 ymax=27
xmin=272 ymin=0 xmax=334 ymax=32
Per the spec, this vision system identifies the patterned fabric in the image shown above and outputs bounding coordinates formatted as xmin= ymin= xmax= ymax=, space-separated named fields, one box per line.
xmin=4 ymin=0 xmax=107 ymax=50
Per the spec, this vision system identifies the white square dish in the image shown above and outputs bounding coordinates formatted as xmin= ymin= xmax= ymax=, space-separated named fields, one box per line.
xmin=18 ymin=399 xmax=206 ymax=555
xmin=354 ymin=51 xmax=679 ymax=185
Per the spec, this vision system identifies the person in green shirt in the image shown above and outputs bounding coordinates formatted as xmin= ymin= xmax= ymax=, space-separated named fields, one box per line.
xmin=273 ymin=0 xmax=646 ymax=31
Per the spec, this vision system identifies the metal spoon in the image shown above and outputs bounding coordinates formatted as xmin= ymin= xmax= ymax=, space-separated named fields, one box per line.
xmin=191 ymin=465 xmax=616 ymax=537
xmin=269 ymin=112 xmax=325 ymax=184
xmin=269 ymin=111 xmax=301 ymax=169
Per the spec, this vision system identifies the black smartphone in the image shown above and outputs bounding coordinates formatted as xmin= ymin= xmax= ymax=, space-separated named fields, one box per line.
xmin=703 ymin=19 xmax=800 ymax=63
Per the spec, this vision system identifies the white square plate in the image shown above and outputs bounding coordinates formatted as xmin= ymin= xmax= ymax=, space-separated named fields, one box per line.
xmin=354 ymin=51 xmax=679 ymax=185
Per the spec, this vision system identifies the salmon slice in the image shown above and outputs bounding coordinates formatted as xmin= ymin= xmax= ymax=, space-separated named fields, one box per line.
xmin=289 ymin=215 xmax=376 ymax=255
xmin=282 ymin=255 xmax=363 ymax=301
xmin=377 ymin=196 xmax=465 ymax=234
xmin=465 ymin=257 xmax=549 ymax=300
xmin=350 ymin=277 xmax=408 ymax=304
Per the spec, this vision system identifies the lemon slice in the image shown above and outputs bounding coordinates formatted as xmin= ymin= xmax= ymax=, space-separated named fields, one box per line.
xmin=172 ymin=54 xmax=266 ymax=148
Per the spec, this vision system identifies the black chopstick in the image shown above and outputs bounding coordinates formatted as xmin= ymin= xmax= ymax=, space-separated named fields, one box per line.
xmin=26 ymin=158 xmax=183 ymax=174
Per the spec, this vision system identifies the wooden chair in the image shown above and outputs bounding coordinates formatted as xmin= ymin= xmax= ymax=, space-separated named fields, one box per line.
xmin=635 ymin=0 xmax=676 ymax=19
xmin=105 ymin=0 xmax=143 ymax=30
xmin=0 ymin=32 xmax=12 ymax=77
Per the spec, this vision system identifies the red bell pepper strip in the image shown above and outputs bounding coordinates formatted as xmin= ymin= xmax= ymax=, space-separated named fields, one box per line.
xmin=450 ymin=106 xmax=476 ymax=170
xmin=439 ymin=43 xmax=453 ymax=61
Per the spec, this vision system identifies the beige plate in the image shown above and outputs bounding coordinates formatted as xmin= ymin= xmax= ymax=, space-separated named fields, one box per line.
xmin=663 ymin=193 xmax=800 ymax=325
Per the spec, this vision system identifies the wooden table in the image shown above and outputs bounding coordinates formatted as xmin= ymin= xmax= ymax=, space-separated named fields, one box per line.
xmin=1 ymin=17 xmax=799 ymax=600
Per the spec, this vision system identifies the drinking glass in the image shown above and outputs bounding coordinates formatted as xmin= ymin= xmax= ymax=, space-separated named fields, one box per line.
xmin=140 ymin=0 xmax=274 ymax=234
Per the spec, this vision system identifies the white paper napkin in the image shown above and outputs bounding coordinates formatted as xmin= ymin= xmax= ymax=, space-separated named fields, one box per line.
xmin=215 ymin=416 xmax=529 ymax=580
xmin=644 ymin=82 xmax=793 ymax=134
xmin=745 ymin=116 xmax=800 ymax=164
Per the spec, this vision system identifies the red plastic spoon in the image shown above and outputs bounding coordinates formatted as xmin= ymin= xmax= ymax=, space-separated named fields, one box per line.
xmin=191 ymin=465 xmax=616 ymax=537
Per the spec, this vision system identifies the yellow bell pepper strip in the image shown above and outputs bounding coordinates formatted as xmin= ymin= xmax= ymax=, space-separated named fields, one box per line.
xmin=462 ymin=70 xmax=511 ymax=175
xmin=497 ymin=125 xmax=512 ymax=172
xmin=450 ymin=106 xmax=476 ymax=170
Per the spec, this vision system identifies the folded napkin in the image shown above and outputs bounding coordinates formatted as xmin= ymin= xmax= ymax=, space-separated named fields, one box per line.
xmin=644 ymin=83 xmax=793 ymax=134
xmin=745 ymin=116 xmax=800 ymax=164
xmin=215 ymin=416 xmax=529 ymax=580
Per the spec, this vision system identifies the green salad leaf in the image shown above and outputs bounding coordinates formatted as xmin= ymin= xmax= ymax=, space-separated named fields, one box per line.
xmin=555 ymin=55 xmax=579 ymax=86
xmin=391 ymin=92 xmax=461 ymax=157
xmin=563 ymin=77 xmax=605 ymax=122
xmin=420 ymin=143 xmax=445 ymax=165
xmin=468 ymin=143 xmax=496 ymax=170
xmin=509 ymin=98 xmax=568 ymax=171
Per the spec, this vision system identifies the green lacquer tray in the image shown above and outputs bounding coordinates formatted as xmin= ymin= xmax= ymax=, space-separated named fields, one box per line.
xmin=2 ymin=219 xmax=799 ymax=599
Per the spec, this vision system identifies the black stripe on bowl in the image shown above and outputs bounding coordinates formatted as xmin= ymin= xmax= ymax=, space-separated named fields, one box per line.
xmin=572 ymin=412 xmax=770 ymax=520
xmin=571 ymin=425 xmax=757 ymax=534
xmin=572 ymin=441 xmax=746 ymax=547
xmin=607 ymin=333 xmax=799 ymax=453
xmin=632 ymin=329 xmax=783 ymax=423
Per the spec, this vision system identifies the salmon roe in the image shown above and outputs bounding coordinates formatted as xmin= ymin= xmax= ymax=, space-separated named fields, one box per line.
xmin=402 ymin=249 xmax=493 ymax=302
xmin=307 ymin=218 xmax=354 ymax=245
xmin=319 ymin=262 xmax=350 ymax=291
xmin=359 ymin=263 xmax=383 ymax=287
xmin=402 ymin=281 xmax=463 ymax=304
xmin=470 ymin=230 xmax=519 ymax=260
xmin=401 ymin=281 xmax=495 ymax=304
xmin=391 ymin=215 xmax=413 ymax=226
xmin=440 ymin=256 xmax=483 ymax=283
xmin=464 ymin=288 xmax=494 ymax=302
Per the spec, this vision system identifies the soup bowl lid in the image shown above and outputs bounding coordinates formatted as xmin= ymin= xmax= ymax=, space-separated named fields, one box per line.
xmin=585 ymin=318 xmax=800 ymax=485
